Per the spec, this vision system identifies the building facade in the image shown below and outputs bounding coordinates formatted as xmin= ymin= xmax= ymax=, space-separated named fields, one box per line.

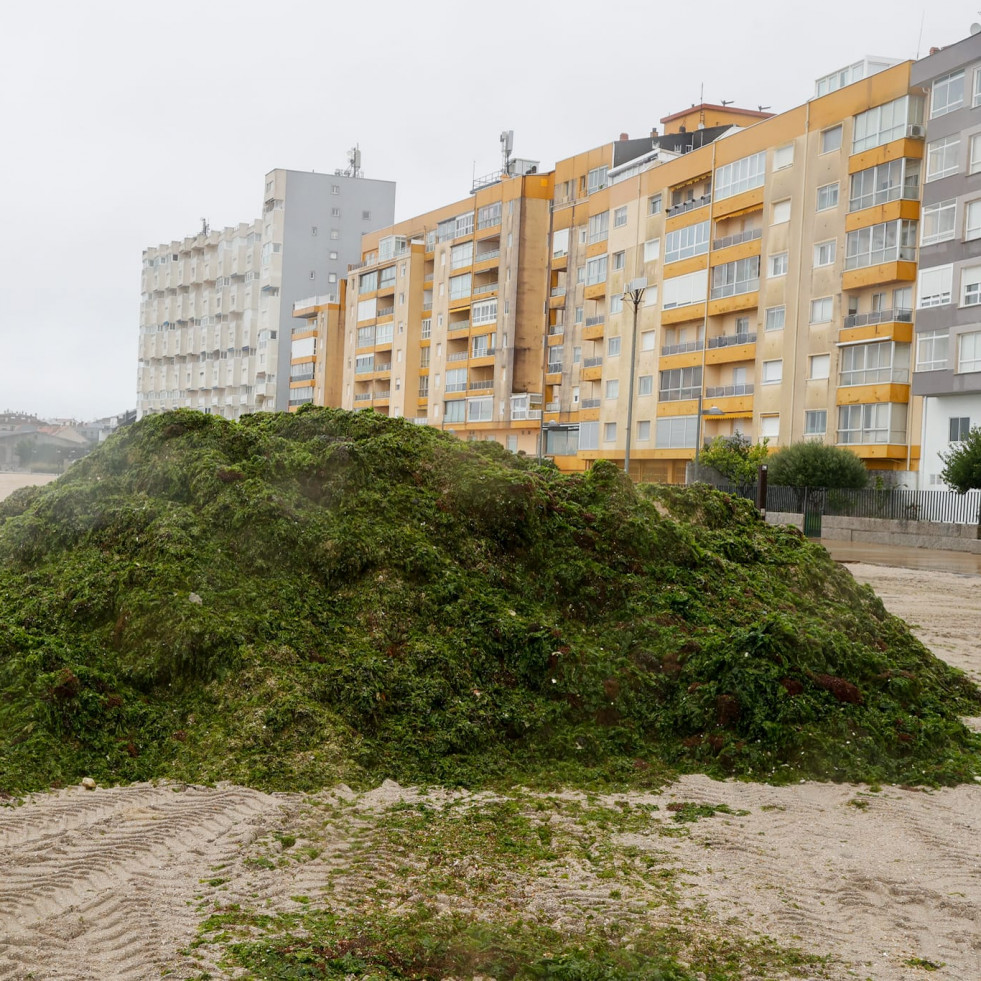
xmin=911 ymin=33 xmax=981 ymax=488
xmin=138 ymin=167 xmax=395 ymax=419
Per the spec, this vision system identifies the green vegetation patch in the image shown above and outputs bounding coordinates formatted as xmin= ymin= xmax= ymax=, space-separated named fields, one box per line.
xmin=0 ymin=407 xmax=979 ymax=794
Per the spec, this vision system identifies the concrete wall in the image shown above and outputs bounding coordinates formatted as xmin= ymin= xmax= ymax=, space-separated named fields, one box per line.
xmin=765 ymin=510 xmax=981 ymax=552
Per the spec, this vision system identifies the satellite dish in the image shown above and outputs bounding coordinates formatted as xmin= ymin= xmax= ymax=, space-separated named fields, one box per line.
xmin=971 ymin=22 xmax=981 ymax=34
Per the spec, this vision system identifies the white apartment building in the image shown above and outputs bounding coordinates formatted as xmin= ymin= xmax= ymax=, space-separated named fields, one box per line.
xmin=138 ymin=166 xmax=395 ymax=419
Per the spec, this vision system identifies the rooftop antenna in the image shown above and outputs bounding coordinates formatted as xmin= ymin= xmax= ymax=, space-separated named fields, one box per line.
xmin=720 ymin=99 xmax=734 ymax=107
xmin=344 ymin=145 xmax=363 ymax=178
xmin=915 ymin=9 xmax=925 ymax=58
xmin=758 ymin=105 xmax=771 ymax=112
xmin=500 ymin=129 xmax=514 ymax=176
xmin=201 ymin=218 xmax=209 ymax=235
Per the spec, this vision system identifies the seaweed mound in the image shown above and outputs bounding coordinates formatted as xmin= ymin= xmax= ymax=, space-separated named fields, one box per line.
xmin=1 ymin=408 xmax=978 ymax=794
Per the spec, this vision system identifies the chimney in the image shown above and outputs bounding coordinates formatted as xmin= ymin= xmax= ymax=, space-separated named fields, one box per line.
xmin=619 ymin=132 xmax=629 ymax=141
xmin=650 ymin=127 xmax=659 ymax=139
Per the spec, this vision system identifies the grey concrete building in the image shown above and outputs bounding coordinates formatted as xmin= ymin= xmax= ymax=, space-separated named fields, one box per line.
xmin=911 ymin=33 xmax=981 ymax=487
xmin=138 ymin=164 xmax=395 ymax=418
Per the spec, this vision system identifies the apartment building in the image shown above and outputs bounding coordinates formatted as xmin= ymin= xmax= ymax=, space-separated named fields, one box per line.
xmin=339 ymin=168 xmax=553 ymax=450
xmin=911 ymin=33 xmax=981 ymax=488
xmin=541 ymin=61 xmax=927 ymax=483
xmin=138 ymin=167 xmax=395 ymax=419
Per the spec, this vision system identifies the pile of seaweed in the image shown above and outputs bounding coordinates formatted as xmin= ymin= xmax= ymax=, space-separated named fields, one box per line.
xmin=1 ymin=408 xmax=978 ymax=795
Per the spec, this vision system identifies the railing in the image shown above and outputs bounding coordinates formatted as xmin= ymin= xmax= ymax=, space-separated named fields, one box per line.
xmin=469 ymin=379 xmax=495 ymax=391
xmin=421 ymin=319 xmax=432 ymax=338
xmin=710 ymin=279 xmax=759 ymax=300
xmin=666 ymin=193 xmax=712 ymax=216
xmin=447 ymin=351 xmax=469 ymax=362
xmin=373 ymin=389 xmax=391 ymax=399
xmin=475 ymin=249 xmax=500 ymax=263
xmin=581 ymin=398 xmax=601 ymax=409
xmin=376 ymin=306 xmax=394 ymax=318
xmin=551 ymin=286 xmax=567 ymax=297
xmin=844 ymin=246 xmax=917 ymax=271
xmin=289 ymin=368 xmax=314 ymax=381
xmin=712 ymin=227 xmax=762 ymax=251
xmin=708 ymin=332 xmax=757 ymax=349
xmin=546 ymin=363 xmax=564 ymax=374
xmin=417 ymin=387 xmax=429 ymax=398
xmin=661 ymin=340 xmax=704 ymax=356
xmin=374 ymin=361 xmax=392 ymax=372
xmin=473 ymin=281 xmax=499 ymax=295
xmin=658 ymin=388 xmax=702 ymax=402
xmin=585 ymin=315 xmax=605 ymax=327
xmin=472 ymin=347 xmax=495 ymax=358
xmin=843 ymin=308 xmax=913 ymax=328
xmin=424 ymin=274 xmax=434 ymax=284
xmin=849 ymin=183 xmax=919 ymax=213
xmin=548 ymin=324 xmax=565 ymax=336
xmin=705 ymin=383 xmax=754 ymax=397
xmin=839 ymin=368 xmax=910 ymax=386
xmin=583 ymin=356 xmax=603 ymax=368
xmin=511 ymin=408 xmax=542 ymax=421
xmin=545 ymin=401 xmax=561 ymax=412
xmin=445 ymin=382 xmax=468 ymax=393
xmin=353 ymin=392 xmax=372 ymax=402
xmin=449 ymin=320 xmax=470 ymax=332
xmin=291 ymin=323 xmax=316 ymax=336
xmin=292 ymin=294 xmax=335 ymax=313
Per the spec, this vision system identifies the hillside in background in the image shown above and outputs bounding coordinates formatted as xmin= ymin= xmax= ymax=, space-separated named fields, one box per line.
xmin=0 ymin=407 xmax=978 ymax=796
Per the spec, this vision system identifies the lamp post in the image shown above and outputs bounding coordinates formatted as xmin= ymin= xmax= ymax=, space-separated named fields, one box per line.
xmin=622 ymin=277 xmax=647 ymax=478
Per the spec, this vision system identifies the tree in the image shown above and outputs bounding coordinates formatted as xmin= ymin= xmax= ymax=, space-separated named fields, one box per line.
xmin=767 ymin=441 xmax=868 ymax=490
xmin=940 ymin=426 xmax=981 ymax=493
xmin=697 ymin=433 xmax=769 ymax=491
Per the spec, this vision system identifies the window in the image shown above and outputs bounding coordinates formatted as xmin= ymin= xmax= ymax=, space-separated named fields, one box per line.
xmin=837 ymin=403 xmax=903 ymax=444
xmin=362 ymin=210 xmax=372 ymax=221
xmin=959 ymin=331 xmax=981 ymax=372
xmin=331 ymin=207 xmax=341 ymax=217
xmin=588 ymin=211 xmax=609 ymax=243
xmin=607 ymin=336 xmax=621 ymax=356
xmin=641 ymin=329 xmax=656 ymax=351
xmin=648 ymin=194 xmax=662 ymax=215
xmin=638 ymin=374 xmax=653 ymax=396
xmin=817 ymin=183 xmax=839 ymax=211
xmin=762 ymin=360 xmax=783 ymax=385
xmin=765 ymin=306 xmax=786 ymax=331
xmin=472 ymin=298 xmax=497 ymax=325
xmin=809 ymin=354 xmax=830 ymax=379
xmin=921 ymin=200 xmax=957 ymax=245
xmin=605 ymin=379 xmax=619 ymax=399
xmin=609 ymin=293 xmax=623 ymax=314
xmin=329 ymin=251 xmax=338 ymax=260
xmin=804 ymin=410 xmax=827 ymax=436
xmin=714 ymin=151 xmax=766 ymax=200
xmin=917 ymin=330 xmax=948 ymax=371
xmin=962 ymin=265 xmax=981 ymax=307
xmin=573 ymin=345 xmax=582 ymax=363
xmin=585 ymin=255 xmax=608 ymax=285
xmin=852 ymin=95 xmax=921 ymax=153
xmin=662 ymin=268 xmax=708 ymax=308
xmin=844 ymin=220 xmax=918 ymax=269
xmin=603 ymin=421 xmax=617 ymax=442
xmin=949 ymin=417 xmax=972 ymax=441
xmin=643 ymin=238 xmax=660 ymax=263
xmin=450 ymin=241 xmax=473 ymax=269
xmin=926 ymin=136 xmax=960 ymax=181
xmin=768 ymin=252 xmax=788 ymax=277
xmin=634 ymin=420 xmax=651 ymax=441
xmin=612 ymin=251 xmax=625 ymax=270
xmin=613 ymin=206 xmax=628 ymax=228
xmin=840 ymin=341 xmax=899 ymax=385
xmin=587 ymin=166 xmax=609 ymax=193
xmin=774 ymin=144 xmax=794 ymax=169
xmin=772 ymin=199 xmax=791 ymax=224
xmin=814 ymin=240 xmax=836 ymax=266
xmin=478 ymin=202 xmax=502 ymax=229
xmin=552 ymin=228 xmax=570 ymax=257
xmin=972 ymin=134 xmax=981 ymax=175
xmin=760 ymin=414 xmax=780 ymax=439
xmin=449 ymin=273 xmax=471 ymax=299
xmin=931 ymin=70 xmax=965 ymax=118
xmin=821 ymin=126 xmax=843 ymax=153
xmin=711 ymin=257 xmax=759 ymax=299
xmin=659 ymin=366 xmax=702 ymax=401
xmin=664 ymin=221 xmax=710 ymax=264
xmin=656 ymin=416 xmax=698 ymax=448
xmin=357 ymin=298 xmax=377 ymax=322
xmin=917 ymin=265 xmax=953 ymax=308
xmin=445 ymin=368 xmax=467 ymax=393
xmin=810 ymin=296 xmax=833 ymax=323
xmin=330 ymin=229 xmax=339 ymax=240
xmin=331 ymin=184 xmax=340 ymax=194
xmin=966 ymin=200 xmax=981 ymax=241
xmin=849 ymin=158 xmax=920 ymax=212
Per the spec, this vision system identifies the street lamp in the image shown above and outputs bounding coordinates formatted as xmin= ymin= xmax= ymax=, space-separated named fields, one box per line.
xmin=622 ymin=277 xmax=647 ymax=478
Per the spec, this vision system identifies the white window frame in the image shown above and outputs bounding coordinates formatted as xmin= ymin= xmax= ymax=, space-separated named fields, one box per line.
xmin=810 ymin=296 xmax=833 ymax=323
xmin=773 ymin=144 xmax=794 ymax=169
xmin=809 ymin=353 xmax=831 ymax=379
xmin=765 ymin=306 xmax=786 ymax=331
xmin=603 ymin=421 xmax=617 ymax=442
xmin=816 ymin=183 xmax=839 ymax=211
xmin=771 ymin=199 xmax=791 ymax=224
xmin=917 ymin=265 xmax=953 ymax=308
xmin=821 ymin=126 xmax=843 ymax=154
xmin=804 ymin=409 xmax=827 ymax=436
xmin=967 ymin=199 xmax=981 ymax=241
xmin=921 ymin=199 xmax=957 ymax=245
xmin=926 ymin=136 xmax=961 ymax=181
xmin=762 ymin=359 xmax=783 ymax=385
xmin=760 ymin=414 xmax=780 ymax=439
xmin=957 ymin=331 xmax=981 ymax=373
xmin=814 ymin=240 xmax=836 ymax=267
xmin=961 ymin=265 xmax=981 ymax=307
xmin=643 ymin=238 xmax=660 ymax=263
xmin=648 ymin=194 xmax=662 ymax=215
xmin=613 ymin=206 xmax=628 ymax=228
xmin=768 ymin=252 xmax=788 ymax=277
xmin=714 ymin=151 xmax=766 ymax=200
xmin=916 ymin=330 xmax=948 ymax=371
xmin=931 ymin=69 xmax=965 ymax=118
xmin=605 ymin=379 xmax=619 ymax=400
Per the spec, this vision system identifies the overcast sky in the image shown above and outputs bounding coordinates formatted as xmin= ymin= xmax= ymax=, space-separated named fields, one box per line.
xmin=0 ymin=1 xmax=973 ymax=421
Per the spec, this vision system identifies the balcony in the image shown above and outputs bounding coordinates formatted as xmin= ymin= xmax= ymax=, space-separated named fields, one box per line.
xmin=581 ymin=398 xmax=601 ymax=409
xmin=666 ymin=193 xmax=712 ymax=217
xmin=376 ymin=305 xmax=394 ymax=318
xmin=658 ymin=388 xmax=701 ymax=402
xmin=843 ymin=308 xmax=913 ymax=328
xmin=585 ymin=315 xmax=605 ymax=327
xmin=449 ymin=320 xmax=470 ymax=332
xmin=708 ymin=332 xmax=757 ymax=348
xmin=710 ymin=279 xmax=759 ymax=300
xmin=711 ymin=228 xmax=762 ymax=251
xmin=661 ymin=340 xmax=704 ymax=356
xmin=473 ymin=281 xmax=499 ymax=296
xmin=374 ymin=361 xmax=392 ymax=373
xmin=551 ymin=286 xmax=567 ymax=297
xmin=844 ymin=247 xmax=916 ymax=271
xmin=421 ymin=319 xmax=432 ymax=339
xmin=546 ymin=363 xmax=564 ymax=374
xmin=469 ymin=379 xmax=495 ymax=391
xmin=475 ymin=248 xmax=500 ymax=263
xmin=583 ymin=356 xmax=603 ymax=368
xmin=705 ymin=384 xmax=754 ymax=397
xmin=447 ymin=351 xmax=469 ymax=362
xmin=839 ymin=368 xmax=910 ymax=387
xmin=545 ymin=401 xmax=561 ymax=412
xmin=353 ymin=392 xmax=372 ymax=402
xmin=548 ymin=324 xmax=565 ymax=336
xmin=849 ymin=184 xmax=919 ymax=213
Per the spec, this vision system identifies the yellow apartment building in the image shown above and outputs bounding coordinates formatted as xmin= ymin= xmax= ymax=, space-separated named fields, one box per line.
xmin=301 ymin=54 xmax=933 ymax=483
xmin=339 ymin=169 xmax=553 ymax=451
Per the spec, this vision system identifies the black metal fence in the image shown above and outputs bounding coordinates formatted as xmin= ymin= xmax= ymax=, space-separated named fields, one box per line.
xmin=708 ymin=482 xmax=981 ymax=525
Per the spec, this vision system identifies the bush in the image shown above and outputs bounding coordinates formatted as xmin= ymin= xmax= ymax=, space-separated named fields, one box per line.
xmin=940 ymin=426 xmax=981 ymax=493
xmin=767 ymin=441 xmax=868 ymax=491
xmin=697 ymin=434 xmax=769 ymax=490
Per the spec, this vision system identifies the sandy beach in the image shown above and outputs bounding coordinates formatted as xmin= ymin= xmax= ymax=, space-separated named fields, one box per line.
xmin=0 ymin=485 xmax=978 ymax=978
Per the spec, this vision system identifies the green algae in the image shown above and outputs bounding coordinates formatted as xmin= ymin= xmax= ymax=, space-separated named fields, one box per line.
xmin=0 ymin=407 xmax=978 ymax=795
